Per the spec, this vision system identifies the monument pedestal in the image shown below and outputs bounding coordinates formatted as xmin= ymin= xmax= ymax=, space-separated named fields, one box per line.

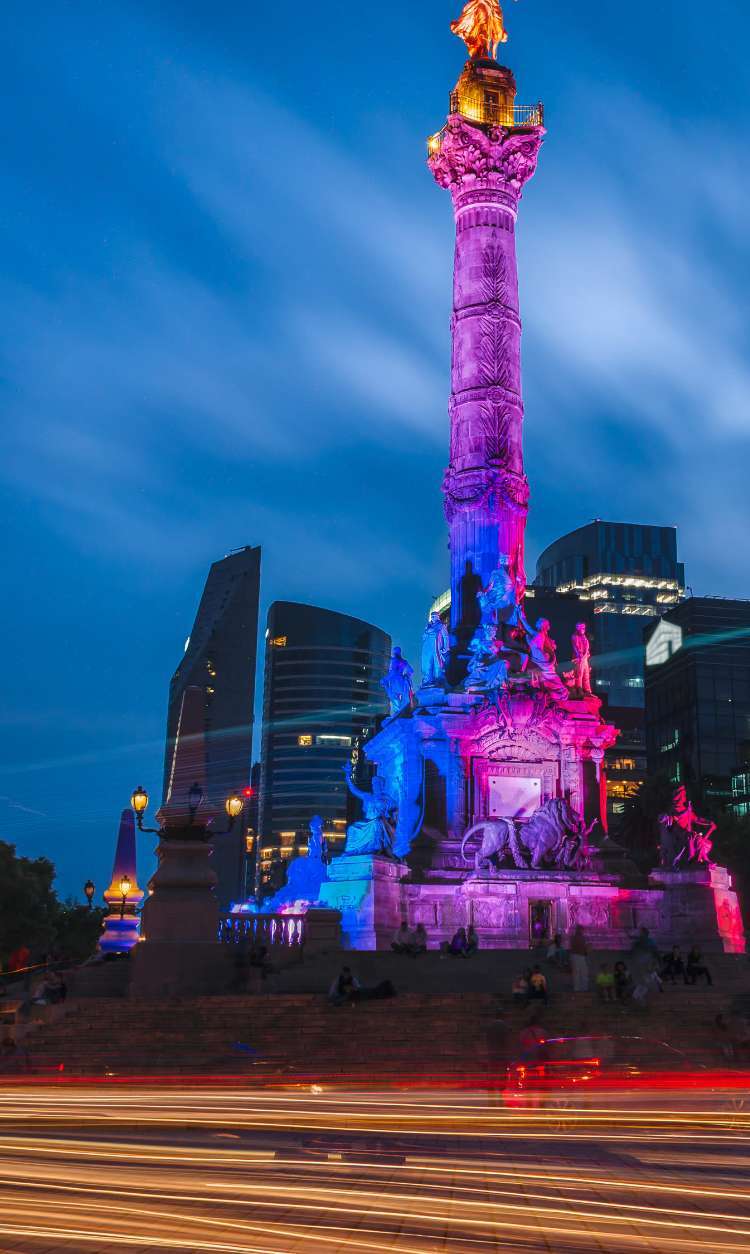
xmin=318 ymin=856 xmax=408 ymax=950
xmin=131 ymin=836 xmax=232 ymax=998
xmin=648 ymin=864 xmax=746 ymax=954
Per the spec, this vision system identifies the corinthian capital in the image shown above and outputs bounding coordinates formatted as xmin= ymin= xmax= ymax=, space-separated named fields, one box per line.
xmin=429 ymin=115 xmax=544 ymax=200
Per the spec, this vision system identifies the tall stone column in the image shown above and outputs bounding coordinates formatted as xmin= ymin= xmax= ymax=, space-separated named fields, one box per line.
xmin=429 ymin=62 xmax=544 ymax=659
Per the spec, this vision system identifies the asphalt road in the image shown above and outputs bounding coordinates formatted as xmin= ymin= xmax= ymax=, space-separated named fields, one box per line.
xmin=0 ymin=1084 xmax=749 ymax=1251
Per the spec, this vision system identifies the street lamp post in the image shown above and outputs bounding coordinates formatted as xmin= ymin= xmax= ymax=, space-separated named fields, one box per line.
xmin=130 ymin=785 xmax=245 ymax=838
xmin=119 ymin=874 xmax=132 ymax=920
xmin=84 ymin=879 xmax=95 ymax=910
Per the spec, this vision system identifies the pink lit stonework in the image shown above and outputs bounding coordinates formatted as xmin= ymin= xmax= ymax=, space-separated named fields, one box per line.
xmin=299 ymin=39 xmax=744 ymax=955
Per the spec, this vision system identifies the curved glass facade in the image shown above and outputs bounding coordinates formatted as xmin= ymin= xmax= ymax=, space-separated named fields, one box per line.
xmin=257 ymin=602 xmax=391 ymax=894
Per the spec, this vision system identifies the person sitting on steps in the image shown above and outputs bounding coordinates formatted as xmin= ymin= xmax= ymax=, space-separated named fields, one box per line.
xmin=685 ymin=946 xmax=713 ymax=986
xmin=528 ymin=966 xmax=548 ymax=1005
xmin=411 ymin=923 xmax=428 ymax=956
xmin=465 ymin=926 xmax=479 ymax=956
xmin=596 ymin=963 xmax=615 ymax=1003
xmin=447 ymin=927 xmax=469 ymax=958
xmin=391 ymin=922 xmax=412 ymax=956
xmin=614 ymin=961 xmax=633 ymax=1002
xmin=661 ymin=945 xmax=686 ymax=983
xmin=512 ymin=972 xmax=530 ymax=1005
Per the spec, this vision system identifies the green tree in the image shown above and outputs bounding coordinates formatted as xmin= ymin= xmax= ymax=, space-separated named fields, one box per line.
xmin=0 ymin=841 xmax=59 ymax=963
xmin=54 ymin=901 xmax=106 ymax=965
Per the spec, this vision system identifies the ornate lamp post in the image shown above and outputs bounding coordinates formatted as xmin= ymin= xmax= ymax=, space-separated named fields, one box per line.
xmin=84 ymin=879 xmax=95 ymax=910
xmin=130 ymin=785 xmax=244 ymax=837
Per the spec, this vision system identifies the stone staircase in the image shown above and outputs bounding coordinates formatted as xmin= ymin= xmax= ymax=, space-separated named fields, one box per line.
xmin=13 ymin=952 xmax=749 ymax=1082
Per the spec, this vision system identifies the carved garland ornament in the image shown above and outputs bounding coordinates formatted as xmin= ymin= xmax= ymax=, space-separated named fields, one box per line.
xmin=429 ymin=117 xmax=544 ymax=196
xmin=443 ymin=465 xmax=530 ymax=521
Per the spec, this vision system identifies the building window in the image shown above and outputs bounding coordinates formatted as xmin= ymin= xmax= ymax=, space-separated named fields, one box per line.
xmin=271 ymin=636 xmax=288 ymax=648
xmin=316 ymin=734 xmax=352 ymax=747
xmin=298 ymin=734 xmax=313 ymax=747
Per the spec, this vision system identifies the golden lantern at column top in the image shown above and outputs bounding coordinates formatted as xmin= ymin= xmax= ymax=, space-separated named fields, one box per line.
xmin=119 ymin=874 xmax=132 ymax=898
xmin=451 ymin=0 xmax=510 ymax=61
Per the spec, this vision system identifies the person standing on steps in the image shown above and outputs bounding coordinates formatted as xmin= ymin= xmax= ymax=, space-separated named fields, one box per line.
xmin=569 ymin=925 xmax=589 ymax=993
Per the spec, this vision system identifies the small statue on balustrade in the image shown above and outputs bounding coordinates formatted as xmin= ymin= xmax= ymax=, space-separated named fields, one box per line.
xmin=476 ymin=555 xmax=530 ymax=670
xmin=381 ymin=646 xmax=414 ymax=716
xmin=571 ymin=623 xmax=593 ymax=696
xmin=342 ymin=762 xmax=398 ymax=857
xmin=421 ymin=611 xmax=450 ymax=687
xmin=523 ymin=617 xmax=569 ymax=703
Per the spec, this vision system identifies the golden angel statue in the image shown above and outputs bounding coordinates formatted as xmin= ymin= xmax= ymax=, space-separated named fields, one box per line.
xmin=451 ymin=0 xmax=509 ymax=60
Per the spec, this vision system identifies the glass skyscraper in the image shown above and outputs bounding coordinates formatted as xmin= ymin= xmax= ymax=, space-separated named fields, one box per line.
xmin=645 ymin=598 xmax=750 ymax=809
xmin=534 ymin=521 xmax=684 ymax=708
xmin=162 ymin=545 xmax=261 ymax=909
xmin=257 ymin=602 xmax=391 ymax=894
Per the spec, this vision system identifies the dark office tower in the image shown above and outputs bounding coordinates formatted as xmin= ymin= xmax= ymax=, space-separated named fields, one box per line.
xmin=257 ymin=602 xmax=391 ymax=894
xmin=162 ymin=546 xmax=261 ymax=909
xmin=645 ymin=598 xmax=750 ymax=809
xmin=535 ymin=521 xmax=685 ymax=708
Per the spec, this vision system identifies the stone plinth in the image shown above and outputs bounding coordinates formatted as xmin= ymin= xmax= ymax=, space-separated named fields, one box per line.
xmin=649 ymin=864 xmax=746 ymax=955
xmin=304 ymin=908 xmax=343 ymax=955
xmin=318 ymin=856 xmax=408 ymax=950
xmin=132 ymin=834 xmax=227 ymax=998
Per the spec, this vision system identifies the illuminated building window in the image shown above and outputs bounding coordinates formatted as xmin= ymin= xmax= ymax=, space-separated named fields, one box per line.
xmin=206 ymin=686 xmax=215 ymax=695
xmin=316 ymin=734 xmax=352 ymax=747
xmin=280 ymin=832 xmax=296 ymax=847
xmin=607 ymin=781 xmax=641 ymax=800
xmin=280 ymin=848 xmax=293 ymax=860
xmin=659 ymin=731 xmax=680 ymax=754
xmin=298 ymin=734 xmax=313 ymax=747
xmin=245 ymin=836 xmax=255 ymax=852
xmin=206 ymin=661 xmax=217 ymax=678
xmin=271 ymin=636 xmax=288 ymax=648
xmin=260 ymin=847 xmax=275 ymax=858
xmin=608 ymin=758 xmax=637 ymax=772
xmin=332 ymin=819 xmax=347 ymax=830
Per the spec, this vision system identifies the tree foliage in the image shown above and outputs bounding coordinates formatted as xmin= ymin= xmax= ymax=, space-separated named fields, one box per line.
xmin=0 ymin=842 xmax=59 ymax=960
xmin=0 ymin=842 xmax=105 ymax=968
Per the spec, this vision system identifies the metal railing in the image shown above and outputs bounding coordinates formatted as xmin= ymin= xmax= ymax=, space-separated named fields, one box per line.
xmin=428 ymin=98 xmax=544 ymax=157
xmin=449 ymin=93 xmax=544 ymax=129
xmin=219 ymin=913 xmax=306 ymax=948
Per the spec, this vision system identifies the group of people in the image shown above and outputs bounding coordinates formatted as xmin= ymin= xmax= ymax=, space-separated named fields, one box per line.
xmin=511 ymin=925 xmax=717 ymax=1009
xmin=511 ymin=966 xmax=548 ymax=1006
xmin=390 ymin=922 xmax=481 ymax=959
xmin=391 ymin=922 xmax=428 ymax=957
xmin=660 ymin=945 xmax=713 ymax=986
xmin=443 ymin=926 xmax=480 ymax=958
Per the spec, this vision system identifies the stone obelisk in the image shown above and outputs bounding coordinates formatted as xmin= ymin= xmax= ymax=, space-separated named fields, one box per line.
xmin=428 ymin=18 xmax=545 ymax=663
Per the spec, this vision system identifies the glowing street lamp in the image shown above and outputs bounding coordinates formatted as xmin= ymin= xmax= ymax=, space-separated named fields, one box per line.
xmin=130 ymin=784 xmax=243 ymax=836
xmin=131 ymin=786 xmax=151 ymax=831
xmin=84 ymin=879 xmax=95 ymax=909
xmin=225 ymin=794 xmax=244 ymax=822
xmin=119 ymin=874 xmax=132 ymax=920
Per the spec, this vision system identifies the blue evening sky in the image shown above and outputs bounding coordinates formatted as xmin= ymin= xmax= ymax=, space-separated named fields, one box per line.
xmin=2 ymin=1 xmax=749 ymax=900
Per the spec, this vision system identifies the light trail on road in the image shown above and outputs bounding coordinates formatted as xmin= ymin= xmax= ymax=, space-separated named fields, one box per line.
xmin=0 ymin=1084 xmax=749 ymax=1251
